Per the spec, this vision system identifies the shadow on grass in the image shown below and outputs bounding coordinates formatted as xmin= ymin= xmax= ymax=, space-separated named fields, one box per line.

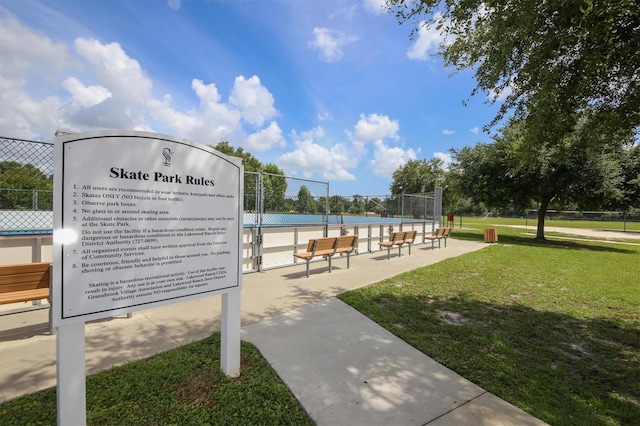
xmin=451 ymin=230 xmax=637 ymax=254
xmin=338 ymin=291 xmax=640 ymax=426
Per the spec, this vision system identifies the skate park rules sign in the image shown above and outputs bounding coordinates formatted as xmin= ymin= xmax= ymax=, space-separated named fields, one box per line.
xmin=52 ymin=130 xmax=243 ymax=326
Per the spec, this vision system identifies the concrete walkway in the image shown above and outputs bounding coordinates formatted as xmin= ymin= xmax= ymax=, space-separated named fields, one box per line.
xmin=0 ymin=238 xmax=546 ymax=425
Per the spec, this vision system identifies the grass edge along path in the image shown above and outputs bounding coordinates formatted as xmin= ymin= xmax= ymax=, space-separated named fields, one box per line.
xmin=339 ymin=227 xmax=640 ymax=426
xmin=0 ymin=334 xmax=313 ymax=425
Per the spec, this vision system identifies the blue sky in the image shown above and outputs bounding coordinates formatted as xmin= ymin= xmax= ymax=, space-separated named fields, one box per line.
xmin=0 ymin=0 xmax=501 ymax=196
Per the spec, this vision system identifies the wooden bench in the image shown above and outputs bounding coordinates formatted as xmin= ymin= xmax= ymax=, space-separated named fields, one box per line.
xmin=335 ymin=234 xmax=357 ymax=269
xmin=293 ymin=237 xmax=338 ymax=277
xmin=378 ymin=231 xmax=406 ymax=259
xmin=0 ymin=262 xmax=54 ymax=333
xmin=0 ymin=262 xmax=51 ymax=306
xmin=399 ymin=230 xmax=418 ymax=255
xmin=424 ymin=227 xmax=446 ymax=249
xmin=442 ymin=227 xmax=453 ymax=247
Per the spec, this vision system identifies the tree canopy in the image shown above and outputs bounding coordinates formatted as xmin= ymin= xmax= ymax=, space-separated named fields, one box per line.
xmin=296 ymin=185 xmax=316 ymax=213
xmin=390 ymin=158 xmax=444 ymax=195
xmin=0 ymin=161 xmax=53 ymax=210
xmin=211 ymin=141 xmax=263 ymax=172
xmin=385 ymin=0 xmax=640 ymax=140
xmin=211 ymin=142 xmax=287 ymax=212
xmin=451 ymin=117 xmax=637 ymax=239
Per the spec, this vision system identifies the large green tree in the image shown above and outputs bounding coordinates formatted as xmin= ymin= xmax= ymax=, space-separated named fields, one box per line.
xmin=612 ymin=144 xmax=640 ymax=211
xmin=452 ymin=118 xmax=634 ymax=239
xmin=386 ymin=0 xmax=640 ymax=141
xmin=296 ymin=185 xmax=316 ymax=214
xmin=350 ymin=194 xmax=366 ymax=215
xmin=0 ymin=161 xmax=53 ymax=210
xmin=262 ymin=163 xmax=287 ymax=212
xmin=212 ymin=141 xmax=262 ymax=172
xmin=211 ymin=142 xmax=288 ymax=212
xmin=390 ymin=158 xmax=445 ymax=195
xmin=329 ymin=195 xmax=350 ymax=214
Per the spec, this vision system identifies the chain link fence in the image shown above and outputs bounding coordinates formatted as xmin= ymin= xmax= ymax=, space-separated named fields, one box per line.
xmin=1 ymin=136 xmax=444 ymax=234
xmin=325 ymin=191 xmax=441 ymax=223
xmin=0 ymin=137 xmax=54 ymax=233
xmin=1 ymin=136 xmax=333 ymax=234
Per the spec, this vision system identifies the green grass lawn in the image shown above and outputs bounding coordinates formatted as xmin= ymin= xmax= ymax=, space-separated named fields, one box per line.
xmin=0 ymin=334 xmax=313 ymax=425
xmin=339 ymin=226 xmax=640 ymax=426
xmin=456 ymin=215 xmax=640 ymax=233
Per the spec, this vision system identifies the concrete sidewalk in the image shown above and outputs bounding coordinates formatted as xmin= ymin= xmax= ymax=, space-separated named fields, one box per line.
xmin=0 ymin=238 xmax=546 ymax=425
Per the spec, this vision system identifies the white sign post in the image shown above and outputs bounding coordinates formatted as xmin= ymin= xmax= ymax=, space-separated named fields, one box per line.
xmin=53 ymin=130 xmax=243 ymax=425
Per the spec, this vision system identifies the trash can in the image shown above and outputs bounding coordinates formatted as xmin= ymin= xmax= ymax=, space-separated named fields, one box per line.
xmin=484 ymin=228 xmax=498 ymax=243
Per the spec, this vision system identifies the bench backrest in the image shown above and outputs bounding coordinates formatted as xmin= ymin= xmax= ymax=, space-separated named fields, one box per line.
xmin=391 ymin=231 xmax=406 ymax=244
xmin=336 ymin=235 xmax=357 ymax=252
xmin=443 ymin=227 xmax=452 ymax=237
xmin=0 ymin=262 xmax=51 ymax=305
xmin=313 ymin=237 xmax=338 ymax=255
xmin=305 ymin=239 xmax=317 ymax=252
xmin=402 ymin=230 xmax=417 ymax=244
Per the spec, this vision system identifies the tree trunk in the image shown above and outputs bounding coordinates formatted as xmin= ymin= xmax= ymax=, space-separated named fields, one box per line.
xmin=535 ymin=200 xmax=549 ymax=240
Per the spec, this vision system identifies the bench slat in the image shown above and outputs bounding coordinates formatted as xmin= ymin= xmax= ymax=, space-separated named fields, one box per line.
xmin=0 ymin=289 xmax=49 ymax=305
xmin=1 ymin=279 xmax=49 ymax=293
xmin=336 ymin=235 xmax=356 ymax=253
xmin=0 ymin=262 xmax=50 ymax=276
xmin=0 ymin=271 xmax=50 ymax=286
xmin=0 ymin=262 xmax=51 ymax=306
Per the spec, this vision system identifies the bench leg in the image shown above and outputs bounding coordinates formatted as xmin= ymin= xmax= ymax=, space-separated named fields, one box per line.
xmin=346 ymin=253 xmax=350 ymax=269
xmin=328 ymin=256 xmax=332 ymax=273
xmin=387 ymin=246 xmax=391 ymax=260
xmin=305 ymin=260 xmax=310 ymax=278
xmin=408 ymin=244 xmax=412 ymax=255
xmin=398 ymin=245 xmax=402 ymax=257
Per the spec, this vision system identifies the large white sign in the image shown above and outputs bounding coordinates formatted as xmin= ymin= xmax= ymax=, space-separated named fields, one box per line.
xmin=52 ymin=131 xmax=243 ymax=326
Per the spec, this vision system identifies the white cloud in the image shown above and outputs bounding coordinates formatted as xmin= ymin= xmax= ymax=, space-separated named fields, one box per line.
xmin=276 ymin=127 xmax=355 ymax=180
xmin=317 ymin=111 xmax=333 ymax=122
xmin=74 ymin=38 xmax=153 ymax=105
xmin=368 ymin=140 xmax=416 ymax=177
xmin=442 ymin=129 xmax=455 ymax=135
xmin=0 ymin=14 xmax=71 ymax=82
xmin=0 ymin=14 xmax=72 ymax=139
xmin=363 ymin=0 xmax=386 ymax=14
xmin=352 ymin=113 xmax=399 ymax=143
xmin=0 ymin=15 xmax=286 ymax=152
xmin=308 ymin=27 xmax=356 ymax=63
xmin=470 ymin=126 xmax=479 ymax=135
xmin=61 ymin=77 xmax=112 ymax=108
xmin=244 ymin=121 xmax=286 ymax=152
xmin=406 ymin=14 xmax=454 ymax=61
xmin=148 ymin=78 xmax=243 ymax=143
xmin=168 ymin=0 xmax=181 ymax=11
xmin=329 ymin=5 xmax=357 ymax=21
xmin=488 ymin=84 xmax=512 ymax=102
xmin=229 ymin=75 xmax=278 ymax=127
xmin=57 ymin=38 xmax=156 ymax=133
xmin=433 ymin=151 xmax=452 ymax=170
